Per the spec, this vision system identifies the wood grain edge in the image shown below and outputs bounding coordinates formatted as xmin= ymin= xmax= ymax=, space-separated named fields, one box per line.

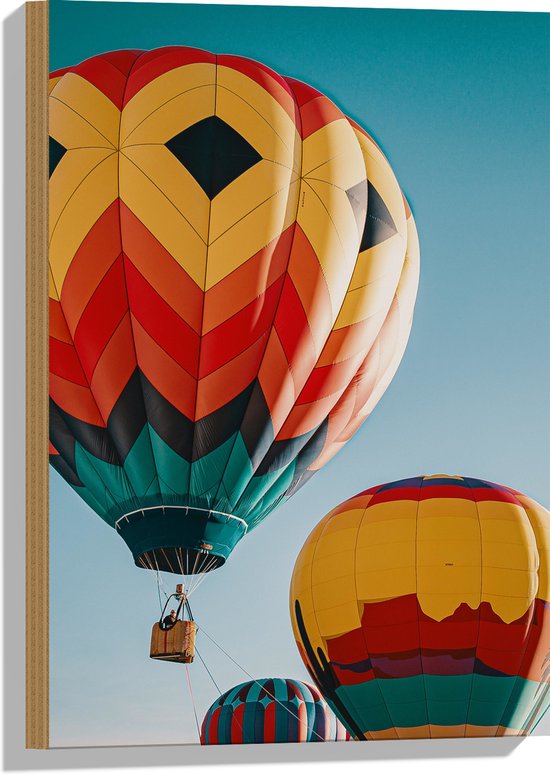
xmin=26 ymin=0 xmax=49 ymax=750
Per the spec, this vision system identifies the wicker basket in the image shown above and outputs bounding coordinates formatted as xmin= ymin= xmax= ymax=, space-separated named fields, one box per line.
xmin=150 ymin=620 xmax=196 ymax=663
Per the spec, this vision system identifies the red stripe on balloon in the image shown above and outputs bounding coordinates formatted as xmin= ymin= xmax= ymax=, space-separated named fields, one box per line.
xmin=199 ymin=275 xmax=285 ymax=379
xmin=231 ymin=703 xmax=245 ymax=744
xmin=283 ymin=77 xmax=324 ymax=108
xmin=219 ymin=55 xmax=299 ymax=125
xmin=119 ymin=200 xmax=203 ymax=334
xmin=263 ymin=700 xmax=276 ymax=743
xmin=208 ymin=706 xmax=221 ymax=745
xmin=297 ymin=701 xmax=307 ymax=742
xmin=58 ymin=52 xmax=142 ymax=109
xmin=59 ymin=200 xmax=122 ymax=336
xmin=49 ymin=298 xmax=72 ymax=344
xmin=124 ymin=256 xmax=200 ymax=378
xmin=73 ymin=255 xmax=128 ymax=381
xmin=123 ymin=46 xmax=216 ymax=107
xmin=296 ymin=91 xmax=344 ymax=139
xmin=275 ymin=278 xmax=316 ymax=371
xmin=49 ymin=337 xmax=88 ymax=386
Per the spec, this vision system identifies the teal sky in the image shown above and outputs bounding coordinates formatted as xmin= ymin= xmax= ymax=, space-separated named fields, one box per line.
xmin=49 ymin=0 xmax=550 ymax=746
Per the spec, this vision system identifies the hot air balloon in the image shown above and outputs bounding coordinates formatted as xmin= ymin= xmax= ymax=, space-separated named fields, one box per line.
xmin=200 ymin=678 xmax=350 ymax=744
xmin=290 ymin=476 xmax=550 ymax=738
xmin=49 ymin=46 xmax=420 ymax=578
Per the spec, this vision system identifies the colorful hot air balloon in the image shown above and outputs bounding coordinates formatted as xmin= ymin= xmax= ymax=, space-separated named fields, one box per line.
xmin=290 ymin=476 xmax=550 ymax=739
xmin=48 ymin=46 xmax=419 ymax=575
xmin=200 ymin=678 xmax=350 ymax=744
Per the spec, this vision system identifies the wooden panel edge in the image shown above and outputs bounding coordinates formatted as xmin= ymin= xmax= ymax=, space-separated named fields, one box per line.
xmin=26 ymin=0 xmax=49 ymax=750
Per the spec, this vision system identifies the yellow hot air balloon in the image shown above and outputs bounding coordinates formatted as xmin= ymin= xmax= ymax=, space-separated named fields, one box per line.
xmin=290 ymin=476 xmax=550 ymax=739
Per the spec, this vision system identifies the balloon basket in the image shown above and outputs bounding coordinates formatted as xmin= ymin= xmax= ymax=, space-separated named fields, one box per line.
xmin=150 ymin=620 xmax=197 ymax=664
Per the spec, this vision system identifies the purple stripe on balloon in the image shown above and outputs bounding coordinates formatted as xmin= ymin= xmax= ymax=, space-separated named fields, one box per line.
xmin=331 ymin=649 xmax=511 ymax=679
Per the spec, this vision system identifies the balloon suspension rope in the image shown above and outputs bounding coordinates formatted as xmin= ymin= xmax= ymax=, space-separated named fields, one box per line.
xmin=172 ymin=549 xmax=219 ymax=598
xmin=144 ymin=550 xmax=220 ymax=612
xmin=195 ymin=647 xmax=222 ymax=694
xmin=155 ymin=570 xmax=168 ymax=613
xmin=139 ymin=551 xmax=169 ymax=614
xmin=197 ymin=625 xmax=325 ymax=742
xmin=185 ymin=664 xmax=201 ymax=741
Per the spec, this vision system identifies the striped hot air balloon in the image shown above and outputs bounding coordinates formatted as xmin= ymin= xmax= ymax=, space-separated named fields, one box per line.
xmin=290 ymin=476 xmax=550 ymax=739
xmin=49 ymin=46 xmax=419 ymax=576
xmin=200 ymin=678 xmax=350 ymax=744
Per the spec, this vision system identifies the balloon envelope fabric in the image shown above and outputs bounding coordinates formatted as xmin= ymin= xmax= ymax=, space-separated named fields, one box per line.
xmin=48 ymin=47 xmax=419 ymax=574
xmin=290 ymin=475 xmax=550 ymax=739
xmin=200 ymin=678 xmax=350 ymax=744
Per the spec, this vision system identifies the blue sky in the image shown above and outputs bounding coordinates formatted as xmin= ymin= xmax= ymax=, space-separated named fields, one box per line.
xmin=49 ymin=0 xmax=550 ymax=746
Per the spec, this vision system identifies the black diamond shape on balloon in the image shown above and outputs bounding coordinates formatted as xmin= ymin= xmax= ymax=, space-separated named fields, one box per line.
xmin=165 ymin=115 xmax=262 ymax=199
xmin=345 ymin=179 xmax=368 ymax=241
xmin=360 ymin=181 xmax=398 ymax=252
xmin=49 ymin=136 xmax=67 ymax=177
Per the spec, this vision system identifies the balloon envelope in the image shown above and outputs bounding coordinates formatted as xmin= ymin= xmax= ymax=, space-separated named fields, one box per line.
xmin=290 ymin=475 xmax=550 ymax=738
xmin=49 ymin=47 xmax=419 ymax=573
xmin=200 ymin=677 xmax=350 ymax=744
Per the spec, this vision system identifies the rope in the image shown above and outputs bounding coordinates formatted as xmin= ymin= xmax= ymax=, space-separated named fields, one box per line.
xmin=155 ymin=570 xmax=163 ymax=613
xmin=197 ymin=625 xmax=324 ymax=742
xmin=176 ymin=547 xmax=184 ymax=577
xmin=185 ymin=664 xmax=201 ymax=741
xmin=142 ymin=554 xmax=165 ymax=614
xmin=150 ymin=553 xmax=168 ymax=609
xmin=191 ymin=551 xmax=203 ymax=575
xmin=195 ymin=646 xmax=222 ymax=695
xmin=142 ymin=548 xmax=221 ymax=600
xmin=191 ymin=562 xmax=215 ymax=595
xmin=141 ymin=545 xmax=222 ymax=599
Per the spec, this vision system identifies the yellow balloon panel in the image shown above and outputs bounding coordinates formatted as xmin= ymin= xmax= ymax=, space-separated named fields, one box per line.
xmin=50 ymin=153 xmax=119 ymax=293
xmin=118 ymin=152 xmax=208 ymax=287
xmin=120 ymin=63 xmax=216 ymax=144
xmin=51 ymin=73 xmax=121 ymax=147
xmin=122 ymin=84 xmax=216 ymax=146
